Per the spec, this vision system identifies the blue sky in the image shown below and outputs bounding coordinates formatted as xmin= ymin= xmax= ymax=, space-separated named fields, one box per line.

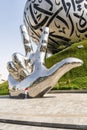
xmin=0 ymin=0 xmax=26 ymax=79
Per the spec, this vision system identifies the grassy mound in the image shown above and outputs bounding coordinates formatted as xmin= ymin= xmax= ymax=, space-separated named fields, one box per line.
xmin=0 ymin=81 xmax=9 ymax=95
xmin=45 ymin=40 xmax=87 ymax=90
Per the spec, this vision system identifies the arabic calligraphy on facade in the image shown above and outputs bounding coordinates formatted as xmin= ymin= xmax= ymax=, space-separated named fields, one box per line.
xmin=24 ymin=0 xmax=87 ymax=53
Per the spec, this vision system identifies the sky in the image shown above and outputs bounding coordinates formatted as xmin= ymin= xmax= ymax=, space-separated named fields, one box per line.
xmin=0 ymin=0 xmax=26 ymax=80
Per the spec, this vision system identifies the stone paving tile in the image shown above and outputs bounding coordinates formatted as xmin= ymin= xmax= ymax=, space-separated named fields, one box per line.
xmin=0 ymin=93 xmax=87 ymax=129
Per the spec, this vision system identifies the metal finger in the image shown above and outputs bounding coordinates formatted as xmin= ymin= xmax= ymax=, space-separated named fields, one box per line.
xmin=7 ymin=61 xmax=20 ymax=81
xmin=12 ymin=53 xmax=26 ymax=69
xmin=12 ymin=53 xmax=33 ymax=77
xmin=20 ymin=25 xmax=33 ymax=55
xmin=36 ymin=27 xmax=49 ymax=63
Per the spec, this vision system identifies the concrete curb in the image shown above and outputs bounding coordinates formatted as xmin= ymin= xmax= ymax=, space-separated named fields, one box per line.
xmin=0 ymin=90 xmax=87 ymax=98
xmin=0 ymin=119 xmax=87 ymax=129
xmin=49 ymin=90 xmax=87 ymax=93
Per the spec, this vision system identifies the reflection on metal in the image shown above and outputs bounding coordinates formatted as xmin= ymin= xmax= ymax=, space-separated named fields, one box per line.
xmin=7 ymin=27 xmax=83 ymax=98
xmin=24 ymin=0 xmax=87 ymax=53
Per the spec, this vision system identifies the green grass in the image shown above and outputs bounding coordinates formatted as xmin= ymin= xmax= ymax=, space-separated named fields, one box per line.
xmin=45 ymin=40 xmax=87 ymax=90
xmin=0 ymin=81 xmax=9 ymax=95
xmin=53 ymin=76 xmax=87 ymax=90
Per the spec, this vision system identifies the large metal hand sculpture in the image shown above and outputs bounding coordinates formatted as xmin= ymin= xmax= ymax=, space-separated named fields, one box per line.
xmin=7 ymin=26 xmax=83 ymax=98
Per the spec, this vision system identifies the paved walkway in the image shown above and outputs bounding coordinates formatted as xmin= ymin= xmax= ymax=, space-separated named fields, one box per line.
xmin=0 ymin=93 xmax=87 ymax=129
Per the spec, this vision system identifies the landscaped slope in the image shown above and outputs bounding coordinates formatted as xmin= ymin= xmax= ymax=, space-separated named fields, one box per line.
xmin=45 ymin=40 xmax=87 ymax=90
xmin=0 ymin=81 xmax=8 ymax=95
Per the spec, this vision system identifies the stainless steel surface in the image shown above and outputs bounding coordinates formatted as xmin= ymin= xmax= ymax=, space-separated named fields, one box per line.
xmin=24 ymin=0 xmax=87 ymax=53
xmin=7 ymin=27 xmax=83 ymax=98
xmin=8 ymin=57 xmax=83 ymax=98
